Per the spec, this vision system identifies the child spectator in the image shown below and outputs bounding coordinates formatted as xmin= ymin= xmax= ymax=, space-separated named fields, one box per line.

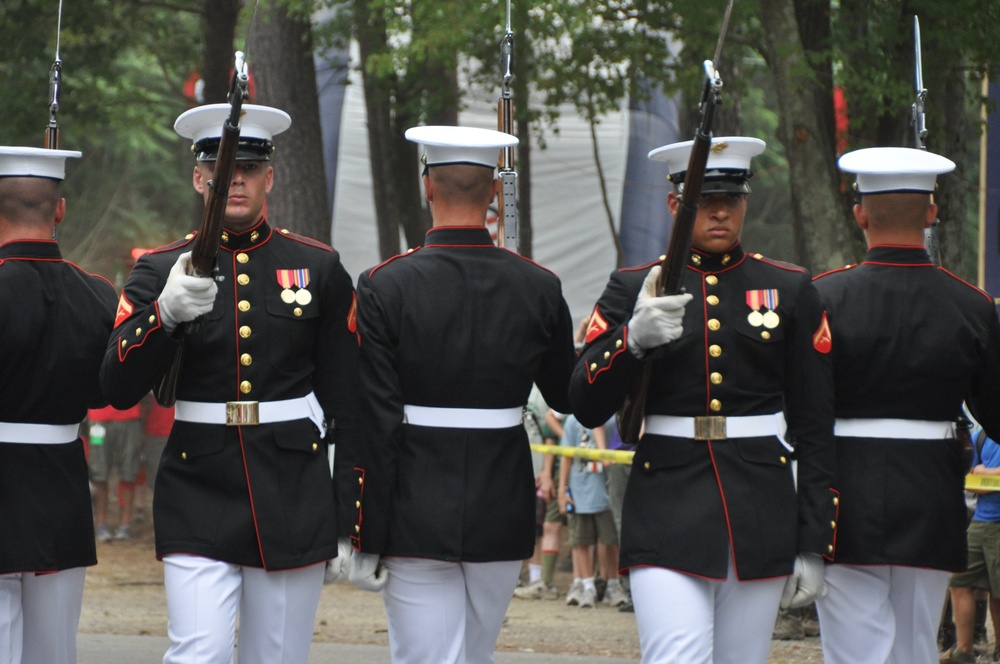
xmin=557 ymin=414 xmax=628 ymax=608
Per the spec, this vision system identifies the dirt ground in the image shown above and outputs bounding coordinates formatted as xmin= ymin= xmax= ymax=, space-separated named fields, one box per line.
xmin=80 ymin=510 xmax=823 ymax=662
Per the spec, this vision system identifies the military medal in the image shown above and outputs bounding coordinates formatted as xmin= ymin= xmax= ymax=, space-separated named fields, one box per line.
xmin=746 ymin=290 xmax=764 ymax=327
xmin=762 ymin=310 xmax=780 ymax=328
xmin=276 ymin=268 xmax=312 ymax=306
xmin=762 ymin=289 xmax=780 ymax=328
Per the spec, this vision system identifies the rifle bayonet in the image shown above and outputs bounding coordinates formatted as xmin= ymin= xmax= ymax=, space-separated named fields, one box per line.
xmin=497 ymin=0 xmax=518 ymax=252
xmin=45 ymin=0 xmax=65 ymax=149
xmin=912 ymin=16 xmax=928 ymax=151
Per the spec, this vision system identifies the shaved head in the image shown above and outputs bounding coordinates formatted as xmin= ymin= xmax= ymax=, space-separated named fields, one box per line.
xmin=0 ymin=177 xmax=61 ymax=226
xmin=427 ymin=164 xmax=495 ymax=207
xmin=861 ymin=192 xmax=933 ymax=233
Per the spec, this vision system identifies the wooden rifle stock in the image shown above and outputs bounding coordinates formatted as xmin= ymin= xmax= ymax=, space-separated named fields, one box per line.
xmin=155 ymin=59 xmax=249 ymax=406
xmin=615 ymin=62 xmax=723 ymax=444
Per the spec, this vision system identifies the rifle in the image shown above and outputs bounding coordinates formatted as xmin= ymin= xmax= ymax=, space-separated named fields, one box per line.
xmin=44 ymin=0 xmax=64 ymax=149
xmin=496 ymin=0 xmax=518 ymax=252
xmin=154 ymin=52 xmax=251 ymax=406
xmin=909 ymin=17 xmax=973 ymax=454
xmin=911 ymin=16 xmax=941 ymax=265
xmin=616 ymin=0 xmax=734 ymax=444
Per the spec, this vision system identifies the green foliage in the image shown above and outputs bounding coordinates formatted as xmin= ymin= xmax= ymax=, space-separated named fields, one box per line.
xmin=0 ymin=0 xmax=203 ymax=282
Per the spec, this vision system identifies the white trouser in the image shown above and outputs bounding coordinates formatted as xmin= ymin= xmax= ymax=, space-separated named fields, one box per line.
xmin=817 ymin=564 xmax=950 ymax=664
xmin=630 ymin=561 xmax=785 ymax=664
xmin=162 ymin=555 xmax=325 ymax=664
xmin=382 ymin=557 xmax=521 ymax=664
xmin=0 ymin=567 xmax=87 ymax=664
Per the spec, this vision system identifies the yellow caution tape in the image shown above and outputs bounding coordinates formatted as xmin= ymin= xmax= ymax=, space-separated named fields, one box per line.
xmin=965 ymin=474 xmax=1000 ymax=492
xmin=530 ymin=443 xmax=635 ymax=465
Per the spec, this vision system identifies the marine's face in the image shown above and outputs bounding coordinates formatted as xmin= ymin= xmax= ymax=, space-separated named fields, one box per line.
xmin=669 ymin=191 xmax=747 ymax=255
xmin=193 ymin=161 xmax=273 ymax=231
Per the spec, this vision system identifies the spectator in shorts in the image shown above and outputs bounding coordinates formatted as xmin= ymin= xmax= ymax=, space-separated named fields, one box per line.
xmin=942 ymin=428 xmax=1000 ymax=663
xmin=515 ymin=407 xmax=566 ymax=600
xmin=88 ymin=404 xmax=143 ymax=541
xmin=136 ymin=394 xmax=174 ymax=522
xmin=558 ymin=414 xmax=628 ymax=608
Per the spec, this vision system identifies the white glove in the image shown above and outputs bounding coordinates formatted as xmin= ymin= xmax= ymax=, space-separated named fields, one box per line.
xmin=627 ymin=265 xmax=693 ymax=358
xmin=348 ymin=550 xmax=388 ymax=592
xmin=157 ymin=251 xmax=218 ymax=332
xmin=780 ymin=553 xmax=827 ymax=609
xmin=323 ymin=537 xmax=354 ymax=584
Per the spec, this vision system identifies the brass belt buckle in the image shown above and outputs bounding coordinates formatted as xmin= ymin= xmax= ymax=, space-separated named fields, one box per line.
xmin=226 ymin=401 xmax=260 ymax=426
xmin=693 ymin=416 xmax=727 ymax=440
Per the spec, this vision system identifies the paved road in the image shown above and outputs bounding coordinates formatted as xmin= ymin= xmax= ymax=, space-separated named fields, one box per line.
xmin=77 ymin=633 xmax=638 ymax=663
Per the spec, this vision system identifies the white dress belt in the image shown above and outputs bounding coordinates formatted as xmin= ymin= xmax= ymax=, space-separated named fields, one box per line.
xmin=174 ymin=392 xmax=327 ymax=437
xmin=644 ymin=413 xmax=786 ymax=442
xmin=834 ymin=418 xmax=953 ymax=440
xmin=0 ymin=421 xmax=81 ymax=445
xmin=402 ymin=405 xmax=524 ymax=429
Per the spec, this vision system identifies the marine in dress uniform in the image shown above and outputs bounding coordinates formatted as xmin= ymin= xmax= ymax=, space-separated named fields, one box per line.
xmin=352 ymin=126 xmax=577 ymax=664
xmin=569 ymin=137 xmax=838 ymax=664
xmin=99 ymin=105 xmax=360 ymax=664
xmin=0 ymin=147 xmax=118 ymax=664
xmin=812 ymin=148 xmax=1000 ymax=664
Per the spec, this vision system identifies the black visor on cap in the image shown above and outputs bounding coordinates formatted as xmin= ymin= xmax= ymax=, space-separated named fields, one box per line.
xmin=672 ymin=169 xmax=753 ymax=195
xmin=194 ymin=137 xmax=274 ymax=162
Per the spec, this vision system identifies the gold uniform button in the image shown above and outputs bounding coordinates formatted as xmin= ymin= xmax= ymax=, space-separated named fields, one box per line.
xmin=710 ymin=399 xmax=722 ymax=411
xmin=237 ymin=253 xmax=249 ymax=264
xmin=148 ymin=315 xmax=156 ymax=324
xmin=706 ymin=295 xmax=720 ymax=306
xmin=240 ymin=353 xmax=252 ymax=366
xmin=780 ymin=456 xmax=787 ymax=464
xmin=830 ymin=521 xmax=837 ymax=529
xmin=643 ymin=461 xmax=651 ymax=470
xmin=293 ymin=307 xmax=303 ymax=317
xmin=710 ymin=372 xmax=723 ymax=385
xmin=240 ymin=380 xmax=252 ymax=394
xmin=355 ymin=524 xmax=360 ymax=533
xmin=659 ymin=254 xmax=666 ymax=261
xmin=690 ymin=254 xmax=702 ymax=266
xmin=721 ymin=254 xmax=731 ymax=265
xmin=121 ymin=339 xmax=127 ymax=348
xmin=590 ymin=363 xmax=598 ymax=371
xmin=135 ymin=327 xmax=142 ymax=336
xmin=238 ymin=274 xmax=250 ymax=286
xmin=615 ymin=339 xmax=623 ymax=348
xmin=181 ymin=452 xmax=187 ymax=460
xmin=761 ymin=331 xmax=771 ymax=340
xmin=708 ymin=319 xmax=721 ymax=331
xmin=828 ymin=544 xmax=834 ymax=553
xmin=706 ymin=275 xmax=719 ymax=286
xmin=185 ymin=233 xmax=194 ymax=240
xmin=239 ymin=326 xmax=252 ymax=338
xmin=358 ymin=477 xmax=364 ymax=485
xmin=221 ymin=231 xmax=229 ymax=243
xmin=709 ymin=345 xmax=722 ymax=357
xmin=833 ymin=497 xmax=840 ymax=506
xmin=238 ymin=300 xmax=251 ymax=312
xmin=604 ymin=351 xmax=611 ymax=359
xmin=355 ymin=500 xmax=361 ymax=509
xmin=250 ymin=231 xmax=260 ymax=243
xmin=281 ymin=228 xmax=290 ymax=235
xmin=312 ymin=443 xmax=318 ymax=452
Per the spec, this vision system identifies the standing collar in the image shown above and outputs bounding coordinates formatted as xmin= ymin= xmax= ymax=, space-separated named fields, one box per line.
xmin=219 ymin=218 xmax=272 ymax=252
xmin=862 ymin=245 xmax=934 ymax=266
xmin=687 ymin=243 xmax=745 ymax=272
xmin=424 ymin=226 xmax=496 ymax=247
xmin=0 ymin=238 xmax=63 ymax=261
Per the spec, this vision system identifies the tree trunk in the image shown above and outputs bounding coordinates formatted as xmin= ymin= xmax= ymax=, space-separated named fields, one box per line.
xmin=252 ymin=1 xmax=330 ymax=242
xmin=758 ymin=0 xmax=860 ymax=273
xmin=936 ymin=66 xmax=974 ymax=280
xmin=201 ymin=0 xmax=240 ymax=103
